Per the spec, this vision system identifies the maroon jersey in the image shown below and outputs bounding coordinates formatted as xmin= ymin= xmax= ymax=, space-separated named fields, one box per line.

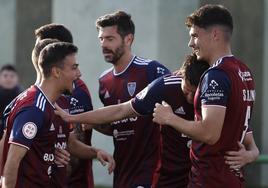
xmin=67 ymin=78 xmax=94 ymax=188
xmin=131 ymin=75 xmax=193 ymax=188
xmin=1 ymin=85 xmax=56 ymax=188
xmin=50 ymin=96 xmax=72 ymax=188
xmin=99 ymin=56 xmax=169 ymax=187
xmin=190 ymin=56 xmax=255 ymax=188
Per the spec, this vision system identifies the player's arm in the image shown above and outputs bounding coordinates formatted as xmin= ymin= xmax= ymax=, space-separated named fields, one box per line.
xmin=67 ymin=133 xmax=115 ymax=173
xmin=153 ymin=101 xmax=225 ymax=145
xmin=2 ymin=107 xmax=44 ymax=188
xmin=92 ymin=124 xmax=114 ymax=136
xmin=224 ymin=132 xmax=259 ymax=169
xmin=0 ymin=130 xmax=6 ymax=171
xmin=153 ymin=69 xmax=229 ymax=145
xmin=55 ymin=101 xmax=136 ymax=125
xmin=2 ymin=144 xmax=27 ymax=188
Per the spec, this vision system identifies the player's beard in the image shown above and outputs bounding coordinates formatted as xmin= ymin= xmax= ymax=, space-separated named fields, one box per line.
xmin=102 ymin=43 xmax=125 ymax=65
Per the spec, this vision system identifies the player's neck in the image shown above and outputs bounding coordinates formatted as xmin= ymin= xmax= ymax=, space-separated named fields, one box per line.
xmin=39 ymin=80 xmax=61 ymax=104
xmin=208 ymin=46 xmax=232 ymax=66
xmin=113 ymin=52 xmax=133 ymax=74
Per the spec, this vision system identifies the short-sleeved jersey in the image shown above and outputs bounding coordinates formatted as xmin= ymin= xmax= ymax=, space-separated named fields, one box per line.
xmin=99 ymin=56 xmax=170 ymax=187
xmin=190 ymin=56 xmax=255 ymax=188
xmin=67 ymin=78 xmax=94 ymax=188
xmin=131 ymin=74 xmax=193 ymax=188
xmin=50 ymin=95 xmax=72 ymax=188
xmin=1 ymin=85 xmax=56 ymax=188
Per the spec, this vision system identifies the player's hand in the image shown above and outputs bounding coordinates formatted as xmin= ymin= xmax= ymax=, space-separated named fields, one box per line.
xmin=54 ymin=148 xmax=70 ymax=166
xmin=153 ymin=101 xmax=173 ymax=125
xmin=54 ymin=103 xmax=72 ymax=122
xmin=96 ymin=149 xmax=115 ymax=174
xmin=81 ymin=124 xmax=94 ymax=131
xmin=224 ymin=142 xmax=249 ymax=170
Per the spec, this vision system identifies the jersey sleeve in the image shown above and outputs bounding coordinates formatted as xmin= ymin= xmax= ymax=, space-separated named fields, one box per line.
xmin=147 ymin=61 xmax=170 ymax=82
xmin=9 ymin=106 xmax=45 ymax=149
xmin=200 ymin=69 xmax=231 ymax=107
xmin=131 ymin=76 xmax=164 ymax=115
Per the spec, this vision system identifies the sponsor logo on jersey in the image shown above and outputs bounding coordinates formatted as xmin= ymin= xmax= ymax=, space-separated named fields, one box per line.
xmin=238 ymin=69 xmax=252 ymax=82
xmin=70 ymin=97 xmax=79 ymax=106
xmin=136 ymin=87 xmax=148 ymax=100
xmin=111 ymin=116 xmax=138 ymax=125
xmin=43 ymin=153 xmax=54 ymax=162
xmin=127 ymin=82 xmax=136 ymax=96
xmin=22 ymin=122 xmax=37 ymax=139
xmin=209 ymin=80 xmax=219 ymax=89
xmin=174 ymin=106 xmax=186 ymax=115
xmin=55 ymin=142 xmax=67 ymax=150
xmin=157 ymin=67 xmax=166 ymax=75
xmin=47 ymin=166 xmax=52 ymax=176
xmin=113 ymin=129 xmax=135 ymax=141
xmin=104 ymin=90 xmax=110 ymax=99
xmin=56 ymin=125 xmax=66 ymax=138
xmin=49 ymin=123 xmax=55 ymax=131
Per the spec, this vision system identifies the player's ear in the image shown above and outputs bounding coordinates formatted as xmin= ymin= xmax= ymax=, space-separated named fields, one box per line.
xmin=51 ymin=66 xmax=61 ymax=79
xmin=124 ymin=33 xmax=134 ymax=46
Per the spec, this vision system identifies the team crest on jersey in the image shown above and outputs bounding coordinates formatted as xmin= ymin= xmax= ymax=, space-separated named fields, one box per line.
xmin=127 ymin=82 xmax=136 ymax=96
xmin=22 ymin=122 xmax=37 ymax=139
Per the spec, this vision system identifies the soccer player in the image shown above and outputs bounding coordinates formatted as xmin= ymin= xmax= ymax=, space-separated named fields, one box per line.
xmin=55 ymin=53 xmax=208 ymax=187
xmin=152 ymin=4 xmax=257 ymax=187
xmin=33 ymin=23 xmax=115 ymax=188
xmin=1 ymin=42 xmax=80 ymax=188
xmin=95 ymin=11 xmax=170 ymax=187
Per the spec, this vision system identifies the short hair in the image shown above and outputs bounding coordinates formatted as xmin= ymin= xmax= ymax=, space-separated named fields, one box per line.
xmin=32 ymin=38 xmax=60 ymax=70
xmin=0 ymin=64 xmax=18 ymax=73
xmin=96 ymin=10 xmax=135 ymax=38
xmin=186 ymin=4 xmax=233 ymax=34
xmin=35 ymin=23 xmax=73 ymax=43
xmin=178 ymin=54 xmax=210 ymax=87
xmin=38 ymin=42 xmax=78 ymax=78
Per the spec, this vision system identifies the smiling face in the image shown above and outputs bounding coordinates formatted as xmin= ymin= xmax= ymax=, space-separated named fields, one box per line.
xmin=57 ymin=53 xmax=81 ymax=94
xmin=98 ymin=26 xmax=126 ymax=65
xmin=188 ymin=25 xmax=215 ymax=63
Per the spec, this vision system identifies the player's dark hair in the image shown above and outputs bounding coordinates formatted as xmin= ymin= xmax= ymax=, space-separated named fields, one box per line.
xmin=0 ymin=64 xmax=18 ymax=73
xmin=35 ymin=23 xmax=73 ymax=43
xmin=32 ymin=38 xmax=60 ymax=70
xmin=39 ymin=42 xmax=78 ymax=78
xmin=178 ymin=54 xmax=210 ymax=87
xmin=186 ymin=4 xmax=233 ymax=35
xmin=96 ymin=10 xmax=135 ymax=38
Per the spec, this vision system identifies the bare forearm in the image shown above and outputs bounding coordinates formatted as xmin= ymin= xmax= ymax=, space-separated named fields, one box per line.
xmin=2 ymin=161 xmax=20 ymax=188
xmin=68 ymin=134 xmax=97 ymax=159
xmin=167 ymin=114 xmax=219 ymax=145
xmin=69 ymin=102 xmax=135 ymax=125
